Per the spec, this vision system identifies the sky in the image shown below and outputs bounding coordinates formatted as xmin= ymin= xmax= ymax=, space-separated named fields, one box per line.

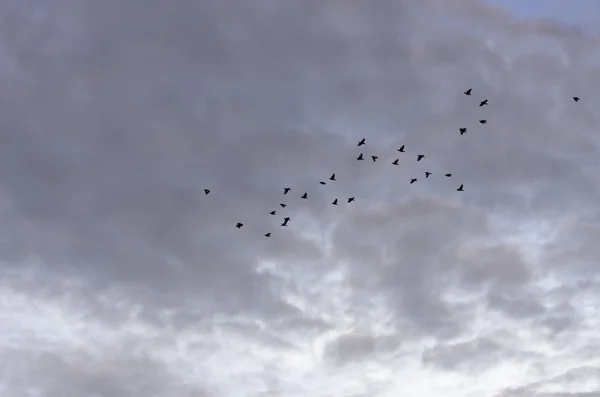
xmin=1 ymin=0 xmax=600 ymax=396
xmin=485 ymin=0 xmax=600 ymax=28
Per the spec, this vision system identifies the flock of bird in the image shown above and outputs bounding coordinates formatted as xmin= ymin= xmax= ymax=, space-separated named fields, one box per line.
xmin=203 ymin=90 xmax=581 ymax=237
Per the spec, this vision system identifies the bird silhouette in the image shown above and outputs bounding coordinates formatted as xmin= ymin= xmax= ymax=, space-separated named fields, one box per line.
xmin=280 ymin=203 xmax=287 ymax=208
xmin=264 ymin=233 xmax=271 ymax=237
xmin=270 ymin=211 xmax=276 ymax=215
xmin=392 ymin=159 xmax=399 ymax=165
xmin=479 ymin=120 xmax=487 ymax=124
xmin=319 ymin=181 xmax=326 ymax=185
xmin=371 ymin=155 xmax=378 ymax=162
xmin=329 ymin=173 xmax=336 ymax=181
xmin=332 ymin=198 xmax=338 ymax=205
xmin=281 ymin=217 xmax=290 ymax=226
xmin=284 ymin=188 xmax=291 ymax=195
xmin=460 ymin=128 xmax=467 ymax=135
xmin=397 ymin=145 xmax=405 ymax=152
xmin=358 ymin=138 xmax=366 ymax=146
xmin=204 ymin=189 xmax=210 ymax=195
xmin=236 ymin=223 xmax=243 ymax=229
xmin=479 ymin=99 xmax=488 ymax=106
xmin=573 ymin=96 xmax=580 ymax=102
xmin=464 ymin=88 xmax=472 ymax=95
xmin=301 ymin=193 xmax=307 ymax=199
xmin=445 ymin=173 xmax=452 ymax=177
xmin=425 ymin=172 xmax=431 ymax=178
xmin=357 ymin=153 xmax=364 ymax=161
xmin=410 ymin=178 xmax=417 ymax=184
xmin=457 ymin=184 xmax=464 ymax=191
xmin=347 ymin=197 xmax=355 ymax=203
xmin=417 ymin=154 xmax=424 ymax=161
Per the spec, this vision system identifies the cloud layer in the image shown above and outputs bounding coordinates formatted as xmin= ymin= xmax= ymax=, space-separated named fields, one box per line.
xmin=2 ymin=0 xmax=600 ymax=395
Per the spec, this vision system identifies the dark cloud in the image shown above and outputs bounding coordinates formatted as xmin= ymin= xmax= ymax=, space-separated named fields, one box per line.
xmin=2 ymin=0 xmax=600 ymax=395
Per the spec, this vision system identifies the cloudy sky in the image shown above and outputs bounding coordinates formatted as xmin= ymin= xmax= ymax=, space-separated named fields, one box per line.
xmin=1 ymin=0 xmax=600 ymax=396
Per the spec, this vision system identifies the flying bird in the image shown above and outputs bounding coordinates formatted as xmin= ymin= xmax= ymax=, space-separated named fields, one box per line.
xmin=459 ymin=128 xmax=467 ymax=135
xmin=329 ymin=173 xmax=336 ymax=181
xmin=357 ymin=153 xmax=364 ymax=161
xmin=270 ymin=211 xmax=276 ymax=215
xmin=479 ymin=99 xmax=488 ymax=106
xmin=332 ymin=198 xmax=338 ymax=205
xmin=319 ymin=181 xmax=326 ymax=185
xmin=280 ymin=203 xmax=287 ymax=208
xmin=573 ymin=96 xmax=580 ymax=102
xmin=417 ymin=154 xmax=424 ymax=161
xmin=457 ymin=184 xmax=464 ymax=191
xmin=204 ymin=189 xmax=210 ymax=195
xmin=479 ymin=120 xmax=487 ymax=124
xmin=264 ymin=233 xmax=271 ymax=237
xmin=464 ymin=88 xmax=472 ymax=95
xmin=445 ymin=173 xmax=452 ymax=177
xmin=358 ymin=138 xmax=366 ymax=146
xmin=347 ymin=197 xmax=355 ymax=203
xmin=392 ymin=159 xmax=399 ymax=165
xmin=410 ymin=178 xmax=417 ymax=184
xmin=284 ymin=188 xmax=291 ymax=194
xmin=397 ymin=145 xmax=405 ymax=152
xmin=425 ymin=172 xmax=431 ymax=178
xmin=301 ymin=193 xmax=308 ymax=199
xmin=236 ymin=223 xmax=243 ymax=229
xmin=371 ymin=155 xmax=378 ymax=162
xmin=281 ymin=217 xmax=290 ymax=226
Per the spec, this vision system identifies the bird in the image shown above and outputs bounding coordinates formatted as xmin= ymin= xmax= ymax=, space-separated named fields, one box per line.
xmin=347 ymin=197 xmax=355 ymax=203
xmin=479 ymin=99 xmax=488 ymax=107
xmin=417 ymin=154 xmax=424 ymax=161
xmin=425 ymin=172 xmax=431 ymax=178
xmin=332 ymin=198 xmax=338 ymax=205
xmin=319 ymin=181 xmax=326 ymax=185
xmin=445 ymin=173 xmax=452 ymax=177
xmin=397 ymin=145 xmax=405 ymax=152
xmin=573 ymin=96 xmax=580 ymax=102
xmin=236 ymin=223 xmax=243 ymax=229
xmin=264 ymin=233 xmax=271 ymax=237
xmin=204 ymin=189 xmax=210 ymax=195
xmin=459 ymin=127 xmax=467 ymax=135
xmin=464 ymin=88 xmax=472 ymax=95
xmin=457 ymin=184 xmax=464 ymax=191
xmin=371 ymin=155 xmax=378 ymax=162
xmin=392 ymin=159 xmax=399 ymax=165
xmin=281 ymin=217 xmax=290 ymax=226
xmin=301 ymin=193 xmax=307 ymax=199
xmin=358 ymin=138 xmax=366 ymax=146
xmin=270 ymin=211 xmax=276 ymax=215
xmin=410 ymin=178 xmax=417 ymax=184
xmin=479 ymin=119 xmax=487 ymax=124
xmin=280 ymin=203 xmax=287 ymax=208
xmin=284 ymin=188 xmax=291 ymax=194
xmin=357 ymin=153 xmax=364 ymax=161
xmin=329 ymin=173 xmax=336 ymax=181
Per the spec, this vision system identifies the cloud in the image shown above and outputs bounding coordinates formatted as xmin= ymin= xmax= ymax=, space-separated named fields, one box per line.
xmin=1 ymin=0 xmax=600 ymax=395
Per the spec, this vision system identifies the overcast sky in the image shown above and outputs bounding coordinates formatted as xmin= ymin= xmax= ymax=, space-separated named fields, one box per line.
xmin=1 ymin=0 xmax=600 ymax=396
xmin=483 ymin=0 xmax=600 ymax=33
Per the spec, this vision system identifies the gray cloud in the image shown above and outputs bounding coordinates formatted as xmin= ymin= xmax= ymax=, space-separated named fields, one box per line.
xmin=1 ymin=0 xmax=600 ymax=395
xmin=421 ymin=336 xmax=505 ymax=372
